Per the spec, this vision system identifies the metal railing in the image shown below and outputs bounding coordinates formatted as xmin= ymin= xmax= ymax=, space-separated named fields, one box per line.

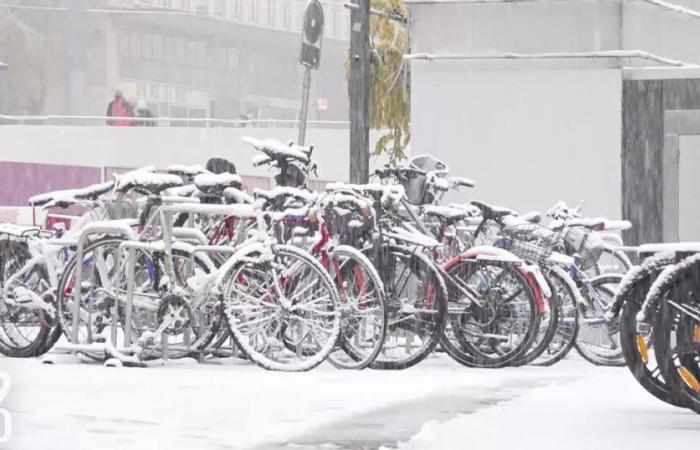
xmin=0 ymin=115 xmax=350 ymax=129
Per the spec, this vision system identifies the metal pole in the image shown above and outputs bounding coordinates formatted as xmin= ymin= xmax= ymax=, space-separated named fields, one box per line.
xmin=348 ymin=0 xmax=370 ymax=183
xmin=124 ymin=248 xmax=135 ymax=347
xmin=298 ymin=66 xmax=312 ymax=146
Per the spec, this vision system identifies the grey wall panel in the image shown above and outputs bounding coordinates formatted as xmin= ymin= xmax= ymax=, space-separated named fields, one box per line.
xmin=622 ymin=79 xmax=664 ymax=245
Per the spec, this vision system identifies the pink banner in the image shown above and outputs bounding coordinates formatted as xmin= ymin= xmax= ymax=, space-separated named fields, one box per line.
xmin=0 ymin=161 xmax=101 ymax=206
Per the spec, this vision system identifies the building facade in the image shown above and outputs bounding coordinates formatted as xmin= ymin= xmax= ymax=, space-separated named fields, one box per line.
xmin=2 ymin=0 xmax=351 ymax=122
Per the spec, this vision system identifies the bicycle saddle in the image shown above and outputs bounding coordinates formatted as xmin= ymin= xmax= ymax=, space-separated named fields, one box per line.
xmin=168 ymin=164 xmax=207 ymax=178
xmin=116 ymin=169 xmax=183 ymax=195
xmin=29 ymin=181 xmax=115 ymax=207
xmin=194 ymin=172 xmax=243 ymax=195
xmin=423 ymin=205 xmax=469 ymax=222
xmin=206 ymin=158 xmax=237 ymax=175
xmin=521 ymin=211 xmax=542 ymax=224
xmin=470 ymin=200 xmax=516 ymax=221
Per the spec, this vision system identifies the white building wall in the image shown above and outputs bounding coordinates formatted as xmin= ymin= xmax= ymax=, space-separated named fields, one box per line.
xmin=411 ymin=61 xmax=622 ymax=218
xmin=0 ymin=126 xmax=385 ymax=183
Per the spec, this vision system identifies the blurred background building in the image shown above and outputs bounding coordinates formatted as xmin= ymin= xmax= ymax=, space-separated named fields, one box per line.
xmin=0 ymin=0 xmax=350 ymax=121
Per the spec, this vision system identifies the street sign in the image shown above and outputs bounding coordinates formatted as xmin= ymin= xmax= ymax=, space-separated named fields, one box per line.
xmin=298 ymin=0 xmax=325 ymax=146
xmin=300 ymin=0 xmax=324 ymax=70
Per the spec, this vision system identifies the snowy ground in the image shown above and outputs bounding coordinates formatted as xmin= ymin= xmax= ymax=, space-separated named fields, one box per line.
xmin=0 ymin=354 xmax=697 ymax=450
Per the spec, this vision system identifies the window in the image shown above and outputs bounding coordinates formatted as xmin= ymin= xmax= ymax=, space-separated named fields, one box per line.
xmin=175 ymin=87 xmax=187 ymax=103
xmin=142 ymin=33 xmax=153 ymax=59
xmin=130 ymin=32 xmax=141 ymax=58
xmin=266 ymin=0 xmax=275 ymax=26
xmin=187 ymin=41 xmax=197 ymax=65
xmin=163 ymin=37 xmax=174 ymax=62
xmin=216 ymin=47 xmax=227 ymax=68
xmin=227 ymin=47 xmax=239 ymax=70
xmin=149 ymin=83 xmax=160 ymax=100
xmin=136 ymin=81 xmax=147 ymax=98
xmin=232 ymin=0 xmax=241 ymax=18
xmin=281 ymin=1 xmax=290 ymax=28
xmin=153 ymin=34 xmax=163 ymax=60
xmin=214 ymin=0 xmax=225 ymax=17
xmin=176 ymin=38 xmax=186 ymax=64
xmin=195 ymin=0 xmax=208 ymax=15
xmin=249 ymin=0 xmax=258 ymax=22
xmin=118 ymin=32 xmax=129 ymax=56
xmin=197 ymin=41 xmax=207 ymax=66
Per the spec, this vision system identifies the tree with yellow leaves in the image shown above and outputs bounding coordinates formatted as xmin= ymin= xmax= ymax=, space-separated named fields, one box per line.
xmin=367 ymin=0 xmax=410 ymax=164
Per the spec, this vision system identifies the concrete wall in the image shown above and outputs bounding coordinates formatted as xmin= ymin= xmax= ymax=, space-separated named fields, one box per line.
xmin=409 ymin=0 xmax=700 ymax=66
xmin=411 ymin=61 xmax=623 ymax=219
xmin=0 ymin=125 xmax=385 ymax=182
xmin=409 ymin=0 xmax=622 ymax=55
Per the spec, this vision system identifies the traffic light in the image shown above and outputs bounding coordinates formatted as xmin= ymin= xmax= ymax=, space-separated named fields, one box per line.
xmin=300 ymin=0 xmax=324 ymax=70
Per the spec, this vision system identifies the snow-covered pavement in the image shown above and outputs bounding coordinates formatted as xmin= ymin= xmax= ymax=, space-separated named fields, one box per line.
xmin=0 ymin=354 xmax=697 ymax=449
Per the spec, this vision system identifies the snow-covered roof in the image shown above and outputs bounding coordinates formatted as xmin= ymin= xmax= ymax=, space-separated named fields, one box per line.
xmin=404 ymin=50 xmax=697 ymax=68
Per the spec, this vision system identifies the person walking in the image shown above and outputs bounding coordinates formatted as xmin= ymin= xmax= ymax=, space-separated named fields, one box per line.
xmin=106 ymin=89 xmax=132 ymax=126
xmin=133 ymin=99 xmax=156 ymax=127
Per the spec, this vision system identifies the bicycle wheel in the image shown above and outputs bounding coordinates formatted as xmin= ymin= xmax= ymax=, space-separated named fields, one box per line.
xmin=370 ymin=245 xmax=447 ymax=370
xmin=511 ymin=266 xmax=560 ymax=366
xmin=617 ymin=256 xmax=689 ymax=407
xmin=0 ymin=239 xmax=53 ymax=358
xmin=440 ymin=258 xmax=540 ymax=368
xmin=134 ymin=248 xmax=221 ymax=360
xmin=326 ymin=245 xmax=387 ymax=370
xmin=56 ymin=237 xmax=218 ymax=360
xmin=590 ymin=247 xmax=632 ymax=276
xmin=531 ymin=265 xmax=580 ymax=366
xmin=575 ymin=274 xmax=625 ymax=366
xmin=653 ymin=296 xmax=700 ymax=413
xmin=222 ymin=244 xmax=340 ymax=371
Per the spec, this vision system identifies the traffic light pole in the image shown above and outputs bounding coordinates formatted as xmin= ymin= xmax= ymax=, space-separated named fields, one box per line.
xmin=348 ymin=0 xmax=370 ymax=184
xmin=298 ymin=66 xmax=312 ymax=146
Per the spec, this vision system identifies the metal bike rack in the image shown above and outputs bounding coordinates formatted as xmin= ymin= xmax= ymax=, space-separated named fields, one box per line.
xmin=71 ymin=221 xmax=138 ymax=350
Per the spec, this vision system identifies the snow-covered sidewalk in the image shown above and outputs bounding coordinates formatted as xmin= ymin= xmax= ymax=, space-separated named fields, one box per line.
xmin=0 ymin=355 xmax=696 ymax=449
xmin=394 ymin=362 xmax=699 ymax=450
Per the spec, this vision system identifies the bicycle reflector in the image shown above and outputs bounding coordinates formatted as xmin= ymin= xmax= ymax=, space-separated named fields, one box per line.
xmin=693 ymin=325 xmax=700 ymax=343
xmin=635 ymin=333 xmax=649 ymax=364
xmin=678 ymin=366 xmax=700 ymax=393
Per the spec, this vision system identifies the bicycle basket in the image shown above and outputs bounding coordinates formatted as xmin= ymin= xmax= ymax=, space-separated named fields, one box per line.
xmin=399 ymin=170 xmax=427 ymax=205
xmin=500 ymin=223 xmax=561 ymax=263
xmin=401 ymin=155 xmax=450 ymax=205
xmin=563 ymin=226 xmax=605 ymax=271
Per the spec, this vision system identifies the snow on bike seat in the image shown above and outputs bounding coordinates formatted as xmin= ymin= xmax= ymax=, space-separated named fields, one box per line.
xmin=222 ymin=187 xmax=255 ymax=204
xmin=29 ymin=181 xmax=115 ymax=207
xmin=194 ymin=172 xmax=243 ymax=195
xmin=253 ymin=186 xmax=317 ymax=204
xmin=167 ymin=164 xmax=207 ymax=178
xmin=423 ymin=205 xmax=469 ymax=221
xmin=243 ymin=137 xmax=312 ymax=165
xmin=470 ymin=200 xmax=516 ymax=221
xmin=326 ymin=182 xmax=405 ymax=207
xmin=116 ymin=167 xmax=183 ymax=195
